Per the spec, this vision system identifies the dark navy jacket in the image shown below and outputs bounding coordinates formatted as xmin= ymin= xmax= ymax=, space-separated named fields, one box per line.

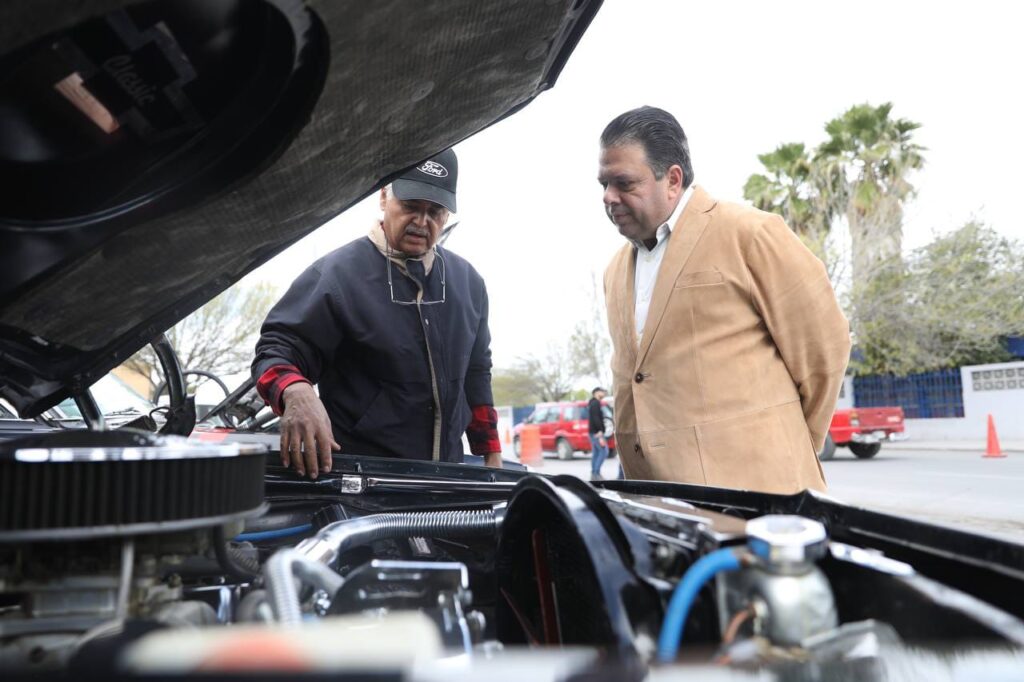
xmin=252 ymin=237 xmax=493 ymax=462
xmin=587 ymin=397 xmax=604 ymax=435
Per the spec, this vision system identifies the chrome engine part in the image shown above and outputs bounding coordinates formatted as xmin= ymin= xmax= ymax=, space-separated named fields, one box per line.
xmin=294 ymin=508 xmax=503 ymax=569
xmin=0 ymin=431 xmax=267 ymax=670
xmin=717 ymin=515 xmax=838 ymax=647
xmin=331 ymin=560 xmax=482 ymax=652
xmin=256 ymin=509 xmax=503 ymax=653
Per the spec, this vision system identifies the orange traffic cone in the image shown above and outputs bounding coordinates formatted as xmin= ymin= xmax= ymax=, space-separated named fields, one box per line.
xmin=984 ymin=414 xmax=1006 ymax=458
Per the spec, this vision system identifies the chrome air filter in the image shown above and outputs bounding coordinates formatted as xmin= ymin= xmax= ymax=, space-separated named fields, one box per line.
xmin=0 ymin=429 xmax=267 ymax=541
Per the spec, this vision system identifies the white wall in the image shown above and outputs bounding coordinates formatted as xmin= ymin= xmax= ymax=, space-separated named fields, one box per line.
xmin=846 ymin=361 xmax=1024 ymax=440
xmin=902 ymin=417 xmax=987 ymax=440
xmin=960 ymin=361 xmax=1024 ymax=439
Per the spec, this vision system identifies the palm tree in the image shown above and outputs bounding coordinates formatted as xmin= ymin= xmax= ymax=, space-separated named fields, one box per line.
xmin=815 ymin=103 xmax=924 ymax=286
xmin=743 ymin=142 xmax=840 ymax=267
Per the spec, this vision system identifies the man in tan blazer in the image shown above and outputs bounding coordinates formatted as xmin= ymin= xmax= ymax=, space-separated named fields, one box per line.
xmin=598 ymin=106 xmax=850 ymax=494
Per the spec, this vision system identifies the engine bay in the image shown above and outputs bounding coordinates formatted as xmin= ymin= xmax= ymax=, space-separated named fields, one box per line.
xmin=2 ymin=431 xmax=1023 ymax=681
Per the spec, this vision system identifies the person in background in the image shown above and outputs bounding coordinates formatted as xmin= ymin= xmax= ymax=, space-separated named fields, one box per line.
xmin=587 ymin=386 xmax=610 ymax=480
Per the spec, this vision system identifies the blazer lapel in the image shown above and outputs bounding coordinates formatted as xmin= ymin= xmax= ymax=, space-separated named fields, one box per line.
xmin=635 ymin=186 xmax=716 ymax=370
xmin=622 ymin=244 xmax=639 ymax=360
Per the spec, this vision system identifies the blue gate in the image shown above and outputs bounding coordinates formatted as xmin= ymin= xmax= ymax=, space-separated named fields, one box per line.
xmin=853 ymin=369 xmax=964 ymax=418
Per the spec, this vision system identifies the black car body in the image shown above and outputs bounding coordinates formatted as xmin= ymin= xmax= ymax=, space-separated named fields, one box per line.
xmin=1 ymin=2 xmax=1023 ymax=680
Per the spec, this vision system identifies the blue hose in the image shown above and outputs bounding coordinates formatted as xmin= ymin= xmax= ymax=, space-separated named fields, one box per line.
xmin=233 ymin=523 xmax=313 ymax=542
xmin=657 ymin=547 xmax=742 ymax=663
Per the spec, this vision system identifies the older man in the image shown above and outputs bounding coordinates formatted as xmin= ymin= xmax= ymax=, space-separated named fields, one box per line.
xmin=252 ymin=148 xmax=501 ymax=478
xmin=598 ymin=107 xmax=850 ymax=494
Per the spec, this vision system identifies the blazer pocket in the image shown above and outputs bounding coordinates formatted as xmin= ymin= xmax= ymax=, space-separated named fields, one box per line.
xmin=674 ymin=270 xmax=724 ymax=289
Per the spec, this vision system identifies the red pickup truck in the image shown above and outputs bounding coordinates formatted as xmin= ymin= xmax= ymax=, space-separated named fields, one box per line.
xmin=819 ymin=407 xmax=906 ymax=460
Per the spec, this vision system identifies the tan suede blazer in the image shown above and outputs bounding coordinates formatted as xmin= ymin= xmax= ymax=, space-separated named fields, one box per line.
xmin=603 ymin=187 xmax=850 ymax=494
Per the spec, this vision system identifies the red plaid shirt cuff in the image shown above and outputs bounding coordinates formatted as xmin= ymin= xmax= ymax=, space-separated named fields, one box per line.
xmin=256 ymin=364 xmax=310 ymax=416
xmin=466 ymin=404 xmax=501 ymax=455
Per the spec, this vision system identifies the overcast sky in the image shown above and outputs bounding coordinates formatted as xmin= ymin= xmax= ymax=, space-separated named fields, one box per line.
xmin=243 ymin=0 xmax=1024 ymax=375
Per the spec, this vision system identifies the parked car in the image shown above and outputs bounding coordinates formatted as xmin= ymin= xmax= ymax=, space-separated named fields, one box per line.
xmin=819 ymin=407 xmax=907 ymax=460
xmin=512 ymin=399 xmax=616 ymax=460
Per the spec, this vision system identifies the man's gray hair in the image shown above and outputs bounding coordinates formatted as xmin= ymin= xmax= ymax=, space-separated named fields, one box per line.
xmin=601 ymin=106 xmax=694 ymax=188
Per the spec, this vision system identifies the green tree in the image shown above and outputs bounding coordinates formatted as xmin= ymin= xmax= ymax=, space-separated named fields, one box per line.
xmin=852 ymin=222 xmax=1024 ymax=374
xmin=493 ymin=272 xmax=613 ymax=406
xmin=743 ymin=142 xmax=847 ymax=278
xmin=744 ymin=103 xmax=924 ymax=291
xmin=491 ymin=346 xmax=575 ymax=406
xmin=126 ymin=282 xmax=279 ymax=399
xmin=743 ymin=143 xmax=830 ymax=238
xmin=515 ymin=348 xmax=576 ymax=403
xmin=817 ymin=102 xmax=924 ymax=285
xmin=491 ymin=365 xmax=544 ymax=406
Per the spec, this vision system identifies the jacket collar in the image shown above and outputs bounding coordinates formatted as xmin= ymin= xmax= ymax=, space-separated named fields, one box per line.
xmin=628 ymin=184 xmax=694 ymax=252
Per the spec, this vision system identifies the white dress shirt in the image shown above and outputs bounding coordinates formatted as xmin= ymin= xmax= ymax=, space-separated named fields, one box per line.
xmin=634 ymin=185 xmax=695 ymax=339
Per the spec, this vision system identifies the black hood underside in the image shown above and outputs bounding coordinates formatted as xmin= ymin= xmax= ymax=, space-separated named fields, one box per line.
xmin=0 ymin=0 xmax=600 ymax=416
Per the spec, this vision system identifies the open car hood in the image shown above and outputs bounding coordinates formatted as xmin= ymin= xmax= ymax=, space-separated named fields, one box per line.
xmin=0 ymin=0 xmax=601 ymax=416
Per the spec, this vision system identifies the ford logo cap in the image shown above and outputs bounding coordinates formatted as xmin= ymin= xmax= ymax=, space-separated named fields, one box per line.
xmin=392 ymin=147 xmax=458 ymax=213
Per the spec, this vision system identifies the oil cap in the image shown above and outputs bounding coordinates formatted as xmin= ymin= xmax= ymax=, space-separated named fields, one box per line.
xmin=745 ymin=515 xmax=828 ymax=568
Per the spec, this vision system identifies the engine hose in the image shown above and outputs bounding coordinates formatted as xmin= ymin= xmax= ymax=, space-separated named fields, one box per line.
xmin=657 ymin=547 xmax=743 ymax=663
xmin=294 ymin=508 xmax=503 ymax=570
xmin=265 ymin=549 xmax=347 ymax=626
xmin=229 ymin=544 xmax=261 ymax=575
xmin=212 ymin=527 xmax=260 ymax=582
xmin=234 ymin=524 xmax=313 ymax=543
xmin=236 ymin=589 xmax=271 ymax=623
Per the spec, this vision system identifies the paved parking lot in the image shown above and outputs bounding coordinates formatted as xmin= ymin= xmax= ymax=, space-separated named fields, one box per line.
xmin=517 ymin=446 xmax=1024 ymax=544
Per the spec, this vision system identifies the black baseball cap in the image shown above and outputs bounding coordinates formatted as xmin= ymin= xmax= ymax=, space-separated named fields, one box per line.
xmin=392 ymin=148 xmax=458 ymax=213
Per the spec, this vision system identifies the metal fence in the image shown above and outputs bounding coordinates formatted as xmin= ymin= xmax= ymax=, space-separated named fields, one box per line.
xmin=853 ymin=369 xmax=964 ymax=418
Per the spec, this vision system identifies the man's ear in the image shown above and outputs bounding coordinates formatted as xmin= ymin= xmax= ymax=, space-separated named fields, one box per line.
xmin=667 ymin=164 xmax=684 ymax=199
xmin=379 ymin=186 xmax=390 ymax=211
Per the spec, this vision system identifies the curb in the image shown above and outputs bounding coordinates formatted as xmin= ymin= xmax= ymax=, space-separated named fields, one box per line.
xmin=882 ymin=442 xmax=1024 ymax=454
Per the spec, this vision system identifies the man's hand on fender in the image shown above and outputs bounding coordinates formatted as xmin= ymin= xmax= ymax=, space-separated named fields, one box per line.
xmin=279 ymin=382 xmax=340 ymax=478
xmin=484 ymin=452 xmax=503 ymax=468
